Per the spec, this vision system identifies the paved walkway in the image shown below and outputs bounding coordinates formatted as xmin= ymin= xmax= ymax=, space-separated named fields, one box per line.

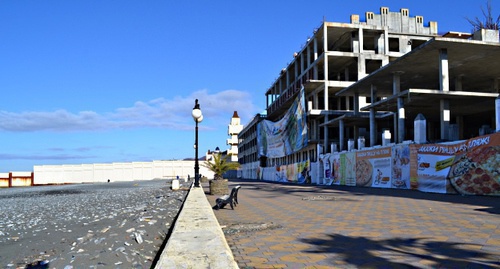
xmin=206 ymin=179 xmax=500 ymax=269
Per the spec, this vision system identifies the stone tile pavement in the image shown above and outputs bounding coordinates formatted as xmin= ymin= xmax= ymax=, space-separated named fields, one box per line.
xmin=206 ymin=179 xmax=500 ymax=269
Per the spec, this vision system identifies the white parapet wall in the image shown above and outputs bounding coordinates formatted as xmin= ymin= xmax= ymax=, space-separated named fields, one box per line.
xmin=34 ymin=160 xmax=214 ymax=185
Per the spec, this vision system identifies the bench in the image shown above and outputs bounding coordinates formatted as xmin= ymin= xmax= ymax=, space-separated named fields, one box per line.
xmin=213 ymin=185 xmax=241 ymax=210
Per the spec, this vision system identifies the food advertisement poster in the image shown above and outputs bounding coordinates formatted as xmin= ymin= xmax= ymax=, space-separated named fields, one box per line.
xmin=411 ymin=143 xmax=457 ymax=194
xmin=392 ymin=145 xmax=411 ymax=189
xmin=447 ymin=133 xmax=500 ymax=196
xmin=297 ymin=160 xmax=310 ymax=184
xmin=331 ymin=153 xmax=342 ymax=185
xmin=343 ymin=152 xmax=356 ymax=186
xmin=410 ymin=132 xmax=500 ymax=195
xmin=355 ymin=147 xmax=392 ymax=188
xmin=320 ymin=154 xmax=332 ymax=185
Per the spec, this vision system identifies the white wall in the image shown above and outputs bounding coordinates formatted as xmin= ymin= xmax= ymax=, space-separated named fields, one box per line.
xmin=34 ymin=160 xmax=214 ymax=185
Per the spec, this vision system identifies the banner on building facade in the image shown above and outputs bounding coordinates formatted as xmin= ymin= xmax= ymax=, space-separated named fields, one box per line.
xmin=257 ymin=88 xmax=307 ymax=158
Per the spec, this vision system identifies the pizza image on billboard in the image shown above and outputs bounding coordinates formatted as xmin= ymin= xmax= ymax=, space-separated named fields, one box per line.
xmin=356 ymin=159 xmax=373 ymax=186
xmin=447 ymin=145 xmax=500 ymax=196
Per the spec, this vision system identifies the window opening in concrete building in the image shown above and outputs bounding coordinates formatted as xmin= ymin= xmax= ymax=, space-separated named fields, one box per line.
xmin=410 ymin=39 xmax=427 ymax=50
xmin=362 ymin=32 xmax=378 ymax=52
xmin=366 ymin=59 xmax=383 ymax=74
xmin=389 ymin=37 xmax=400 ymax=52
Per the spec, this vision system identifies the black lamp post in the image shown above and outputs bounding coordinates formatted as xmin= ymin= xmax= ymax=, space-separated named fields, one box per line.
xmin=192 ymin=99 xmax=203 ymax=187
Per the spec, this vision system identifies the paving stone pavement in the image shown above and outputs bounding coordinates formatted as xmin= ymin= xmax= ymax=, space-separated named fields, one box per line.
xmin=207 ymin=179 xmax=500 ymax=269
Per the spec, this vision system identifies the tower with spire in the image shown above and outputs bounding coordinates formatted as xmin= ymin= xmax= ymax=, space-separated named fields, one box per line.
xmin=227 ymin=111 xmax=243 ymax=162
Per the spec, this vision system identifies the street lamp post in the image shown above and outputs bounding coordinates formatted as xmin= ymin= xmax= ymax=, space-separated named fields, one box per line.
xmin=192 ymin=99 xmax=203 ymax=187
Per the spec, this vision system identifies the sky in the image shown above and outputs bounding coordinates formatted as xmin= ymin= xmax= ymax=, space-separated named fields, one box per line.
xmin=0 ymin=0 xmax=492 ymax=172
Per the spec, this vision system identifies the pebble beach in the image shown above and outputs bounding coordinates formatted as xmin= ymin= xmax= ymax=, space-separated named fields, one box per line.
xmin=0 ymin=179 xmax=190 ymax=269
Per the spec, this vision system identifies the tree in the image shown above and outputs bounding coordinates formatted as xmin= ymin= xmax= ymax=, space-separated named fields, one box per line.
xmin=202 ymin=153 xmax=240 ymax=180
xmin=466 ymin=0 xmax=500 ymax=31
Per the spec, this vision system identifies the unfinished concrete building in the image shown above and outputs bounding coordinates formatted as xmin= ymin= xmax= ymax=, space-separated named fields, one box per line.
xmin=239 ymin=7 xmax=500 ymax=181
xmin=263 ymin=8 xmax=438 ymax=166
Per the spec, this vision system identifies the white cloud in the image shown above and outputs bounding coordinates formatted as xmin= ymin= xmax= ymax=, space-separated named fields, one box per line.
xmin=0 ymin=89 xmax=261 ymax=132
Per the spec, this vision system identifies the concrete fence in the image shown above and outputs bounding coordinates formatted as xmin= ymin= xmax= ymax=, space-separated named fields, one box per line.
xmin=0 ymin=172 xmax=34 ymax=187
xmin=32 ymin=160 xmax=214 ymax=185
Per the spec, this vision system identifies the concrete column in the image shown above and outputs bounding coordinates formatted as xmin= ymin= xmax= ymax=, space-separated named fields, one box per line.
xmin=393 ymin=113 xmax=398 ymax=143
xmin=370 ymin=84 xmax=377 ymax=146
xmin=339 ymin=119 xmax=345 ymax=151
xmin=314 ymin=37 xmax=318 ymax=60
xmin=440 ymin=99 xmax=450 ymax=140
xmin=393 ymin=72 xmax=402 ymax=142
xmin=376 ymin=33 xmax=384 ymax=54
xmin=323 ymin=18 xmax=330 ymax=155
xmin=324 ymin=67 xmax=329 ymax=110
xmin=300 ymin=53 xmax=305 ymax=74
xmin=354 ymin=92 xmax=359 ymax=115
xmin=496 ymin=95 xmax=500 ymax=132
xmin=455 ymin=75 xmax=463 ymax=91
xmin=286 ymin=71 xmax=290 ymax=88
xmin=456 ymin=115 xmax=464 ymax=140
xmin=370 ymin=108 xmax=376 ymax=146
xmin=306 ymin=45 xmax=310 ymax=69
xmin=371 ymin=84 xmax=378 ymax=102
xmin=313 ymin=37 xmax=318 ymax=79
xmin=295 ymin=61 xmax=299 ymax=81
xmin=352 ymin=30 xmax=359 ymax=53
xmin=439 ymin=49 xmax=450 ymax=92
xmin=358 ymin=28 xmax=364 ymax=53
xmin=358 ymin=54 xmax=366 ymax=80
xmin=382 ymin=57 xmax=389 ymax=66
xmin=393 ymin=72 xmax=402 ymax=95
xmin=384 ymin=28 xmax=389 ymax=55
xmin=397 ymin=98 xmax=405 ymax=143
xmin=323 ymin=117 xmax=329 ymax=152
xmin=353 ymin=126 xmax=359 ymax=149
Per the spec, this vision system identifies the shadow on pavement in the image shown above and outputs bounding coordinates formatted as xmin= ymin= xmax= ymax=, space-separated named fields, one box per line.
xmin=300 ymin=234 xmax=498 ymax=268
xmin=228 ymin=178 xmax=499 ymax=215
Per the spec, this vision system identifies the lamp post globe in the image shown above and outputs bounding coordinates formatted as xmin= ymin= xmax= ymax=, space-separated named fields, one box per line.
xmin=192 ymin=108 xmax=202 ymax=121
xmin=192 ymin=99 xmax=203 ymax=187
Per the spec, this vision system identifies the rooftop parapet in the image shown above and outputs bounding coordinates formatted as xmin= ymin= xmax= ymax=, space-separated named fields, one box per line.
xmin=350 ymin=7 xmax=438 ymax=35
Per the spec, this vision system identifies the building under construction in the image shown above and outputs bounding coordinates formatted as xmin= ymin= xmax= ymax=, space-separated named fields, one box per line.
xmin=238 ymin=7 xmax=500 ymax=196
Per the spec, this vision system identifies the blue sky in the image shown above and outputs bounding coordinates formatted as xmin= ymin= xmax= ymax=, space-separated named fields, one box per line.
xmin=0 ymin=0 xmax=489 ymax=171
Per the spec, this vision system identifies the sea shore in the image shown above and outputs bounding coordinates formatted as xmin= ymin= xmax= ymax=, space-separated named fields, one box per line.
xmin=0 ymin=179 xmax=189 ymax=269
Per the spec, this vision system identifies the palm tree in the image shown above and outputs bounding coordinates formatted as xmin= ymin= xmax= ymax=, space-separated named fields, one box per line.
xmin=202 ymin=153 xmax=240 ymax=180
xmin=466 ymin=0 xmax=500 ymax=31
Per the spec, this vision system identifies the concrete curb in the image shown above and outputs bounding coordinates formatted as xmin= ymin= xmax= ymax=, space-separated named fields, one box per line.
xmin=155 ymin=186 xmax=238 ymax=268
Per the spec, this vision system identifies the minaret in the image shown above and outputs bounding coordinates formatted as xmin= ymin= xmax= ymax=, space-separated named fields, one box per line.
xmin=227 ymin=111 xmax=243 ymax=162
